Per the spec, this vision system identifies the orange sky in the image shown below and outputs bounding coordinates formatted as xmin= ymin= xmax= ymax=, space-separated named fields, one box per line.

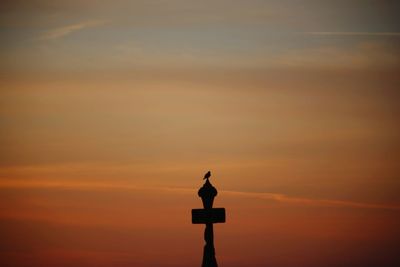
xmin=1 ymin=1 xmax=400 ymax=267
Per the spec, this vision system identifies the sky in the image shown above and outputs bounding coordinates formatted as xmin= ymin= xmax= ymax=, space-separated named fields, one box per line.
xmin=1 ymin=1 xmax=400 ymax=266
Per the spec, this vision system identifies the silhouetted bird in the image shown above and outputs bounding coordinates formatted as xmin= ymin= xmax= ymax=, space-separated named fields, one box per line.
xmin=204 ymin=171 xmax=211 ymax=180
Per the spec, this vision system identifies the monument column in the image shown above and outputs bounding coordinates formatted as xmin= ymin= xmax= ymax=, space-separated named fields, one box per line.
xmin=192 ymin=172 xmax=226 ymax=267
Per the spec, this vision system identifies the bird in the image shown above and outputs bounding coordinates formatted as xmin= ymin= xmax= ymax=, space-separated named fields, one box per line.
xmin=203 ymin=171 xmax=211 ymax=180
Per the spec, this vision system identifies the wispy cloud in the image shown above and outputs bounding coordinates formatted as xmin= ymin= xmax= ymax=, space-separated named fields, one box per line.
xmin=272 ymin=41 xmax=400 ymax=69
xmin=38 ymin=20 xmax=106 ymax=40
xmin=221 ymin=190 xmax=400 ymax=211
xmin=1 ymin=179 xmax=399 ymax=211
xmin=302 ymin=32 xmax=400 ymax=36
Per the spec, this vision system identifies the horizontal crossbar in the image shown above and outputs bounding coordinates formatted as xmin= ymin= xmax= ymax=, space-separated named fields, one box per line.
xmin=192 ymin=208 xmax=226 ymax=224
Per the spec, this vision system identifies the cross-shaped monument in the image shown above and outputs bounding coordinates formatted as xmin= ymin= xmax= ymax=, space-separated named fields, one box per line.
xmin=192 ymin=171 xmax=226 ymax=267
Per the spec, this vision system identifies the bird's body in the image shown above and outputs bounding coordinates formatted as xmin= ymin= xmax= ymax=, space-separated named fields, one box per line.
xmin=204 ymin=171 xmax=211 ymax=180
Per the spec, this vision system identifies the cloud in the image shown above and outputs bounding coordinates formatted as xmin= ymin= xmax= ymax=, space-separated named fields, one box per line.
xmin=272 ymin=41 xmax=400 ymax=69
xmin=1 ymin=179 xmax=399 ymax=211
xmin=38 ymin=20 xmax=106 ymax=40
xmin=221 ymin=190 xmax=400 ymax=211
xmin=302 ymin=32 xmax=400 ymax=36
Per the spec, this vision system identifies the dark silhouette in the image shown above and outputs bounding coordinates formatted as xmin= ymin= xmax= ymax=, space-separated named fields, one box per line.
xmin=192 ymin=171 xmax=226 ymax=267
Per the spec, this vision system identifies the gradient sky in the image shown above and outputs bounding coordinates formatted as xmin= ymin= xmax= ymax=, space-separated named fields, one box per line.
xmin=1 ymin=1 xmax=400 ymax=267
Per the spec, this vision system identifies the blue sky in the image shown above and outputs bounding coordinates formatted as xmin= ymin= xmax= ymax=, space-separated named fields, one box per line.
xmin=1 ymin=0 xmax=400 ymax=71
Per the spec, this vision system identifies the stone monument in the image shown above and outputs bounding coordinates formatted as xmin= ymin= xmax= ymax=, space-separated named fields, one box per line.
xmin=192 ymin=171 xmax=226 ymax=267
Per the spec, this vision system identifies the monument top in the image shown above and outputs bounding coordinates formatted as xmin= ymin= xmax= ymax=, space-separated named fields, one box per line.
xmin=198 ymin=177 xmax=218 ymax=209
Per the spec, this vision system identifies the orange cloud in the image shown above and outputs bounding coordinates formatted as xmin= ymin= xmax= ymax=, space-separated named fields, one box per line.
xmin=1 ymin=178 xmax=398 ymax=211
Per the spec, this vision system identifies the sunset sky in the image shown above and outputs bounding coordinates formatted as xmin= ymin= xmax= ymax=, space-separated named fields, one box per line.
xmin=1 ymin=1 xmax=400 ymax=266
